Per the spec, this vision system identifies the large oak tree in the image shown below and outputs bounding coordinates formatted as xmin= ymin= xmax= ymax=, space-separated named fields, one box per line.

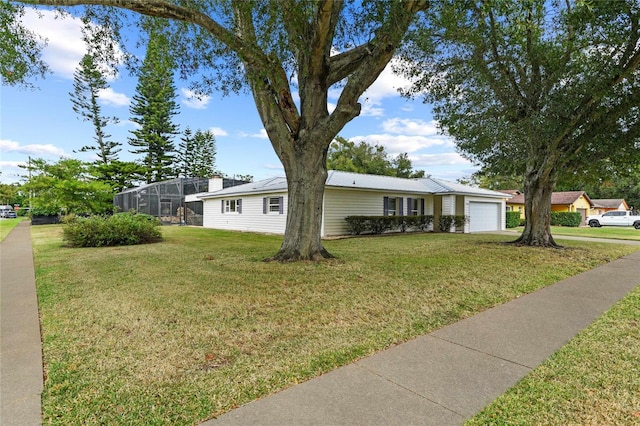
xmin=6 ymin=0 xmax=429 ymax=260
xmin=401 ymin=0 xmax=640 ymax=247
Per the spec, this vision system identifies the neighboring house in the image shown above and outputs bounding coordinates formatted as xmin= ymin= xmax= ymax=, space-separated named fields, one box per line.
xmin=507 ymin=191 xmax=593 ymax=225
xmin=187 ymin=170 xmax=511 ymax=237
xmin=498 ymin=190 xmax=524 ymax=217
xmin=590 ymin=199 xmax=630 ymax=215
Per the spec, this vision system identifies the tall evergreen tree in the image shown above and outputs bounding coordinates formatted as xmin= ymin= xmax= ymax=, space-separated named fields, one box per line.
xmin=177 ymin=127 xmax=217 ymax=178
xmin=69 ymin=53 xmax=121 ymax=164
xmin=128 ymin=28 xmax=180 ymax=184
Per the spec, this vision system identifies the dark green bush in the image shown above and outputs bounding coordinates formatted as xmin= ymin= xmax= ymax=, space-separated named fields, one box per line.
xmin=403 ymin=215 xmax=435 ymax=231
xmin=506 ymin=211 xmax=521 ymax=228
xmin=345 ymin=216 xmax=369 ymax=235
xmin=368 ymin=216 xmax=397 ymax=234
xmin=438 ymin=215 xmax=468 ymax=232
xmin=344 ymin=215 xmax=435 ymax=235
xmin=550 ymin=212 xmax=582 ymax=227
xmin=63 ymin=213 xmax=163 ymax=247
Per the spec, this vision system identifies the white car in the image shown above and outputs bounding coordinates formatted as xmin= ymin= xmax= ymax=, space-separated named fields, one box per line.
xmin=586 ymin=210 xmax=640 ymax=229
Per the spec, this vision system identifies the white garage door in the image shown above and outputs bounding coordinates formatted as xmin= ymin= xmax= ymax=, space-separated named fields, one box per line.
xmin=469 ymin=202 xmax=500 ymax=232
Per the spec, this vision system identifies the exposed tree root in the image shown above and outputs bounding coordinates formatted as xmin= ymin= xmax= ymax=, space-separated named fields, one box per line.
xmin=263 ymin=247 xmax=335 ymax=263
xmin=510 ymin=234 xmax=563 ymax=248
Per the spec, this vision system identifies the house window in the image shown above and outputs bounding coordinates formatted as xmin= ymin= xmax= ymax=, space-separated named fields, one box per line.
xmin=383 ymin=196 xmax=404 ymax=216
xmin=268 ymin=197 xmax=280 ymax=212
xmin=388 ymin=197 xmax=397 ymax=216
xmin=221 ymin=199 xmax=242 ymax=214
xmin=409 ymin=198 xmax=420 ymax=215
xmin=263 ymin=196 xmax=284 ymax=214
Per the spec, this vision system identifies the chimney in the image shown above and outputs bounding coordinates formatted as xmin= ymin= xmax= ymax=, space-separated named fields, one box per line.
xmin=209 ymin=175 xmax=223 ymax=192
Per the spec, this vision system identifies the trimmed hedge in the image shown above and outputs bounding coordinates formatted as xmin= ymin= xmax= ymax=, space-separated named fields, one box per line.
xmin=506 ymin=211 xmax=521 ymax=228
xmin=550 ymin=212 xmax=582 ymax=227
xmin=62 ymin=213 xmax=163 ymax=247
xmin=345 ymin=215 xmax=434 ymax=235
xmin=438 ymin=215 xmax=469 ymax=232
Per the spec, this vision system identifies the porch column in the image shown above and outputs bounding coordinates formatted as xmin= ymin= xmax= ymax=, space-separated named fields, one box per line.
xmin=441 ymin=195 xmax=456 ymax=232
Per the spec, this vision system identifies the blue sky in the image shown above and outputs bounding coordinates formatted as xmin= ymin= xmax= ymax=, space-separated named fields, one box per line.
xmin=0 ymin=7 xmax=477 ymax=185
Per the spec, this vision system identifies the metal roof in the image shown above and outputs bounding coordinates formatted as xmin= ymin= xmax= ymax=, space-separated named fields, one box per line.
xmin=197 ymin=170 xmax=510 ymax=199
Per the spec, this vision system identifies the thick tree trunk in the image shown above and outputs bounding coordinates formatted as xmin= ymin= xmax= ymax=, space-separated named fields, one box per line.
xmin=265 ymin=142 xmax=334 ymax=262
xmin=513 ymin=164 xmax=560 ymax=247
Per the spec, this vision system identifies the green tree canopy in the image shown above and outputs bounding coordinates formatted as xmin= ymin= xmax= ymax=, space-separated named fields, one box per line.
xmin=401 ymin=0 xmax=640 ymax=247
xmin=21 ymin=158 xmax=114 ymax=215
xmin=128 ymin=27 xmax=180 ymax=184
xmin=327 ymin=136 xmax=425 ymax=178
xmin=177 ymin=127 xmax=217 ymax=178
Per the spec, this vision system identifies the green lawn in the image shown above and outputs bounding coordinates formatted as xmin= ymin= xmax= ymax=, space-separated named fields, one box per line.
xmin=32 ymin=225 xmax=640 ymax=425
xmin=467 ymin=286 xmax=640 ymax=425
xmin=509 ymin=225 xmax=640 ymax=241
xmin=0 ymin=218 xmax=22 ymax=242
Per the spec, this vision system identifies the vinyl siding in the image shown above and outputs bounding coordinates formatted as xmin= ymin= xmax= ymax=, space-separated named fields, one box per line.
xmin=441 ymin=195 xmax=456 ymax=215
xmin=322 ymin=188 xmax=434 ymax=236
xmin=202 ymin=193 xmax=287 ymax=234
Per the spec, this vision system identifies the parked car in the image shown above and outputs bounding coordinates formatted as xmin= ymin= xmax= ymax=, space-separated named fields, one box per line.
xmin=0 ymin=206 xmax=18 ymax=219
xmin=586 ymin=210 xmax=640 ymax=229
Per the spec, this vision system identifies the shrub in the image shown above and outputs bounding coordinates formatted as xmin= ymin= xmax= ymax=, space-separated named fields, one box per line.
xmin=550 ymin=212 xmax=582 ymax=227
xmin=63 ymin=213 xmax=163 ymax=247
xmin=345 ymin=216 xmax=369 ymax=235
xmin=368 ymin=216 xmax=396 ymax=234
xmin=506 ymin=211 xmax=521 ymax=228
xmin=438 ymin=215 xmax=468 ymax=232
xmin=344 ymin=215 xmax=434 ymax=235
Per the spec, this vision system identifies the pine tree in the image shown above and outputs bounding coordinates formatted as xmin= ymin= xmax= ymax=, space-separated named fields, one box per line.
xmin=177 ymin=127 xmax=217 ymax=178
xmin=128 ymin=29 xmax=180 ymax=184
xmin=69 ymin=53 xmax=121 ymax=164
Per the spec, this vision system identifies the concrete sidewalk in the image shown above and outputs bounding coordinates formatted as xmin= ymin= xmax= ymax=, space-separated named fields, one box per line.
xmin=0 ymin=223 xmax=638 ymax=425
xmin=209 ymin=249 xmax=640 ymax=425
xmin=1 ymin=221 xmax=43 ymax=426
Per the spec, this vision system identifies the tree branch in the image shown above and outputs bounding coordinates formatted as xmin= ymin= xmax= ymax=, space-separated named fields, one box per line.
xmin=17 ymin=0 xmax=267 ymax=67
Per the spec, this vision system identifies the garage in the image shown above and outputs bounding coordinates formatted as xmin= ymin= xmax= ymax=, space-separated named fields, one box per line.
xmin=469 ymin=202 xmax=501 ymax=232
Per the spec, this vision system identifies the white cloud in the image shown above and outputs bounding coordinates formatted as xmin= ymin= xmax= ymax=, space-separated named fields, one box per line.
xmin=359 ymin=101 xmax=385 ymax=117
xmin=208 ymin=127 xmax=228 ymax=137
xmin=20 ymin=8 xmax=122 ymax=80
xmin=98 ymin=88 xmax=130 ymax=107
xmin=358 ymin=59 xmax=416 ymax=117
xmin=0 ymin=139 xmax=68 ymax=157
xmin=362 ymin=61 xmax=411 ymax=103
xmin=264 ymin=163 xmax=284 ymax=171
xmin=238 ymin=129 xmax=269 ymax=139
xmin=350 ymin=133 xmax=450 ymax=154
xmin=327 ymin=58 xmax=416 ymax=117
xmin=411 ymin=152 xmax=473 ymax=167
xmin=381 ymin=118 xmax=440 ymax=136
xmin=115 ymin=119 xmax=138 ymax=129
xmin=180 ymin=88 xmax=211 ymax=109
xmin=351 ymin=117 xmax=453 ymax=153
xmin=0 ymin=161 xmax=27 ymax=184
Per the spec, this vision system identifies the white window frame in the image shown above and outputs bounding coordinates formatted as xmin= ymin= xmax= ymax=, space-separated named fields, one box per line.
xmin=268 ymin=197 xmax=281 ymax=213
xmin=410 ymin=198 xmax=420 ymax=216
xmin=223 ymin=199 xmax=241 ymax=214
xmin=387 ymin=197 xmax=397 ymax=216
